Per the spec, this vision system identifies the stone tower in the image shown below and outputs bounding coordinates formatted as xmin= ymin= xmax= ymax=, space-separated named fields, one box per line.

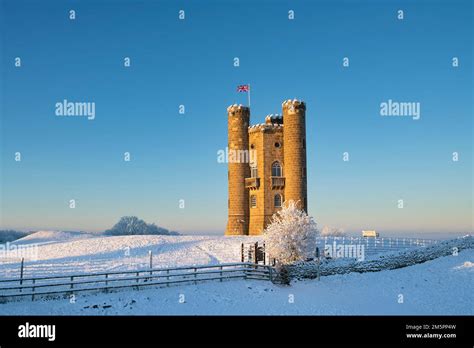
xmin=247 ymin=115 xmax=284 ymax=235
xmin=225 ymin=104 xmax=250 ymax=235
xmin=282 ymin=99 xmax=307 ymax=212
xmin=225 ymin=100 xmax=307 ymax=236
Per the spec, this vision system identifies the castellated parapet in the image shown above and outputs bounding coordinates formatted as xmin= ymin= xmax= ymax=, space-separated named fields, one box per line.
xmin=225 ymin=100 xmax=308 ymax=236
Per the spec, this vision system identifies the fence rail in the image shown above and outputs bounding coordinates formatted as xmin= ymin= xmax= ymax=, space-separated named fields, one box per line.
xmin=316 ymin=236 xmax=439 ymax=258
xmin=241 ymin=237 xmax=440 ymax=264
xmin=0 ymin=262 xmax=272 ymax=302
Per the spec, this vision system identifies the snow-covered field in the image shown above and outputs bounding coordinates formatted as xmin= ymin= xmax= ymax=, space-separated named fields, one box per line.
xmin=0 ymin=248 xmax=472 ymax=315
xmin=0 ymin=231 xmax=261 ymax=278
xmin=0 ymin=231 xmax=472 ymax=315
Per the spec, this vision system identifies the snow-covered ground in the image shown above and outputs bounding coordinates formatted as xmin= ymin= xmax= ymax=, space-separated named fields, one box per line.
xmin=0 ymin=231 xmax=441 ymax=278
xmin=0 ymin=231 xmax=261 ymax=278
xmin=0 ymin=231 xmax=472 ymax=315
xmin=0 ymin=248 xmax=472 ymax=315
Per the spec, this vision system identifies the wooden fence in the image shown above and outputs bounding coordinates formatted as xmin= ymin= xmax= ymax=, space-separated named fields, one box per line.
xmin=0 ymin=262 xmax=273 ymax=302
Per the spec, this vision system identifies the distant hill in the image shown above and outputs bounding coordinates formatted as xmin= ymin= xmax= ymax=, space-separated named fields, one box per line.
xmin=0 ymin=230 xmax=33 ymax=243
xmin=13 ymin=230 xmax=97 ymax=245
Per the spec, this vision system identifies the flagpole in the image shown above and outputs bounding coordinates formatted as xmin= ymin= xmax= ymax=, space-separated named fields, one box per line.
xmin=248 ymin=84 xmax=251 ymax=107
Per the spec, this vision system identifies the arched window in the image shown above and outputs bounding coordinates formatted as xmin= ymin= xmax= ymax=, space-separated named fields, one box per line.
xmin=272 ymin=162 xmax=282 ymax=177
xmin=250 ymin=195 xmax=257 ymax=208
xmin=274 ymin=194 xmax=282 ymax=208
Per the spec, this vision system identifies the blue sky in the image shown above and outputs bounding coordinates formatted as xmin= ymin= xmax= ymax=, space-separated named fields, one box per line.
xmin=0 ymin=0 xmax=472 ymax=235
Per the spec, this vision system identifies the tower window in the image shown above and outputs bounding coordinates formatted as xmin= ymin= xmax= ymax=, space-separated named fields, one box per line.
xmin=250 ymin=165 xmax=258 ymax=178
xmin=272 ymin=162 xmax=282 ymax=177
xmin=302 ymin=167 xmax=306 ymax=178
xmin=274 ymin=142 xmax=281 ymax=148
xmin=274 ymin=194 xmax=282 ymax=208
xmin=250 ymin=144 xmax=255 ymax=149
xmin=250 ymin=195 xmax=257 ymax=208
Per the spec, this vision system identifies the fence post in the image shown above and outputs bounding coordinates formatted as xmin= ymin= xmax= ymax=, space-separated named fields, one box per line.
xmin=220 ymin=266 xmax=223 ymax=282
xmin=104 ymin=274 xmax=108 ymax=293
xmin=167 ymin=269 xmax=170 ymax=287
xmin=136 ymin=272 xmax=139 ymax=283
xmin=31 ymin=279 xmax=35 ymax=301
xmin=254 ymin=242 xmax=258 ymax=265
xmin=316 ymin=247 xmax=320 ymax=281
xmin=268 ymin=266 xmax=273 ymax=282
xmin=241 ymin=243 xmax=244 ymax=262
xmin=70 ymin=276 xmax=74 ymax=289
xmin=263 ymin=243 xmax=266 ymax=265
xmin=194 ymin=268 xmax=197 ymax=285
xmin=149 ymin=250 xmax=153 ymax=281
xmin=19 ymin=258 xmax=24 ymax=292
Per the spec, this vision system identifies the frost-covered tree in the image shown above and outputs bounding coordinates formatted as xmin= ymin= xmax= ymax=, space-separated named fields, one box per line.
xmin=105 ymin=216 xmax=179 ymax=236
xmin=264 ymin=201 xmax=319 ymax=265
xmin=105 ymin=216 xmax=144 ymax=235
xmin=320 ymin=226 xmax=346 ymax=237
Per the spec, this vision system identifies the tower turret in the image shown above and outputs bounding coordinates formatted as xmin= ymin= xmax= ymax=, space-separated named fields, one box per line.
xmin=225 ymin=104 xmax=250 ymax=235
xmin=282 ymin=99 xmax=307 ymax=212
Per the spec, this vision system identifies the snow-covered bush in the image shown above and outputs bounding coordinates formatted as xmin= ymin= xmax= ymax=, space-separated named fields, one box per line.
xmin=320 ymin=226 xmax=346 ymax=237
xmin=264 ymin=201 xmax=319 ymax=265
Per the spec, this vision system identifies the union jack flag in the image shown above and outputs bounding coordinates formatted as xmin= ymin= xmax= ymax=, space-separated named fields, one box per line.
xmin=237 ymin=84 xmax=250 ymax=92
